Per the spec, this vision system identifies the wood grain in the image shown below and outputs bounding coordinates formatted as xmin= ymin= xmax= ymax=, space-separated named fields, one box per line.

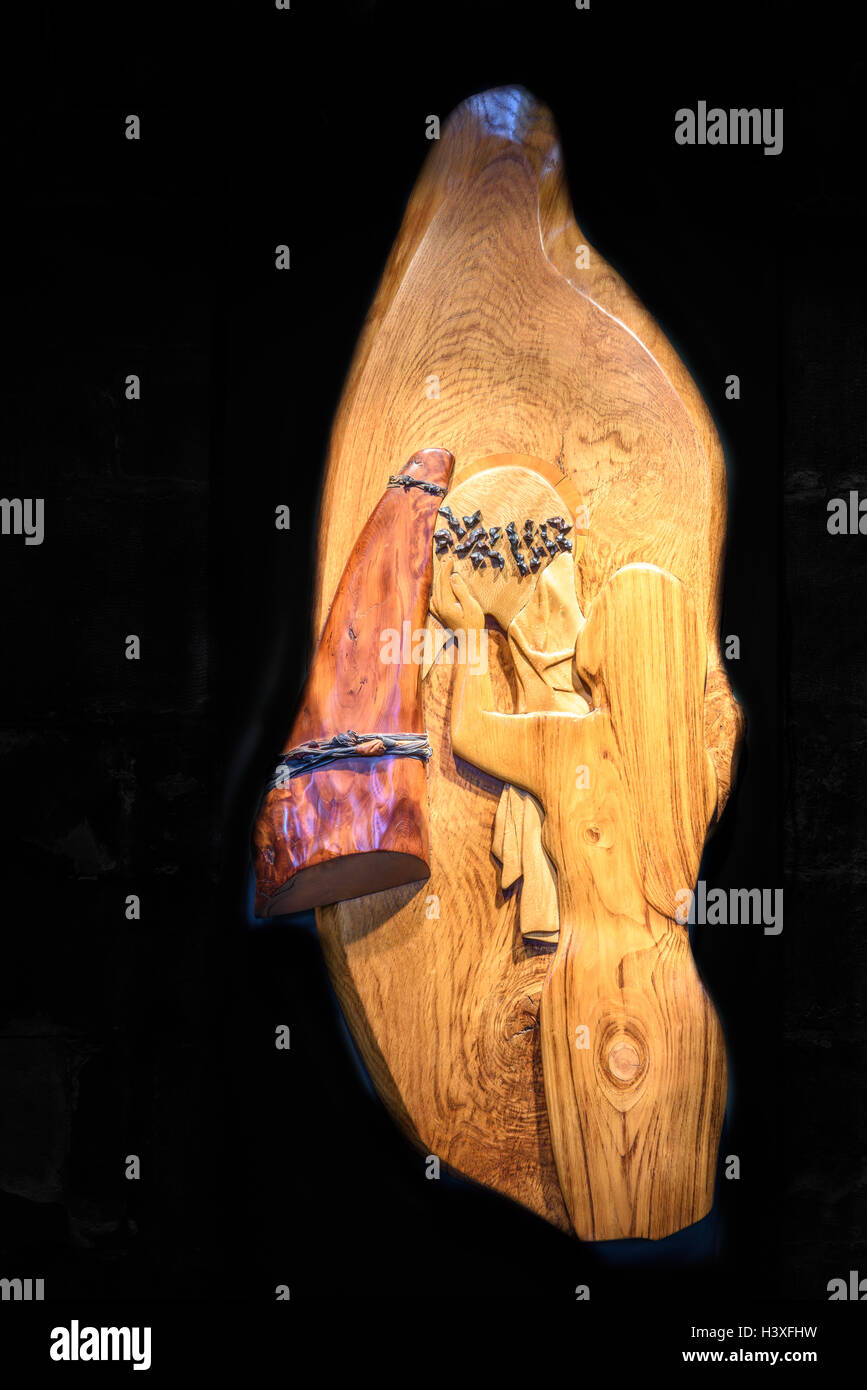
xmin=302 ymin=86 xmax=743 ymax=1237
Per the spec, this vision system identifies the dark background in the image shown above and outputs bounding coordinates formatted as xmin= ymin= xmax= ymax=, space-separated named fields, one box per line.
xmin=0 ymin=0 xmax=863 ymax=1327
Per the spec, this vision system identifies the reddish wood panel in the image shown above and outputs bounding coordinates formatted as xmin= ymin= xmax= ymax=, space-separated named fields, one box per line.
xmin=253 ymin=448 xmax=454 ymax=915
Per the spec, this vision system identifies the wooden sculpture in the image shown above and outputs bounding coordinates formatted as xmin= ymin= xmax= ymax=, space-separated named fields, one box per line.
xmin=255 ymin=86 xmax=743 ymax=1240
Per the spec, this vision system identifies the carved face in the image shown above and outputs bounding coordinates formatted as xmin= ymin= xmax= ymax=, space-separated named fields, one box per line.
xmin=430 ymin=460 xmax=593 ymax=943
xmin=434 ymin=465 xmax=579 ymax=633
xmin=432 ymin=463 xmax=591 ymax=716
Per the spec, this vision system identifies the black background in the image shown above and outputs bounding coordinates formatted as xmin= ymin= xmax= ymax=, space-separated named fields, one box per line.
xmin=0 ymin=0 xmax=864 ymax=1338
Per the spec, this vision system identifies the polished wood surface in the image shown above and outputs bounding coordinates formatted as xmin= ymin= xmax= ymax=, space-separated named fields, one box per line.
xmin=253 ymin=448 xmax=453 ymax=916
xmin=302 ymin=86 xmax=742 ymax=1237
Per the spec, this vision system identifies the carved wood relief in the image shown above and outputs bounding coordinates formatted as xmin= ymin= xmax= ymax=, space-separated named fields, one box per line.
xmin=253 ymin=85 xmax=743 ymax=1240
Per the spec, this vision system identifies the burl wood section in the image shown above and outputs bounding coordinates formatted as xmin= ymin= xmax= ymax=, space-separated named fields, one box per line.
xmin=310 ymin=87 xmax=743 ymax=1239
xmin=253 ymin=448 xmax=453 ymax=916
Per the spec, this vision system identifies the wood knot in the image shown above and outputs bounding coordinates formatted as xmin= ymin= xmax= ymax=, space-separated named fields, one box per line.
xmin=595 ymin=1016 xmax=649 ymax=1106
xmin=607 ymin=1040 xmax=641 ymax=1081
xmin=582 ymin=818 xmax=614 ymax=848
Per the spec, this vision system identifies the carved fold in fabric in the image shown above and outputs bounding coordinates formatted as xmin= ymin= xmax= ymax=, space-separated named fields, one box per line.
xmin=492 ymin=786 xmax=559 ymax=943
xmin=266 ymin=731 xmax=433 ymax=792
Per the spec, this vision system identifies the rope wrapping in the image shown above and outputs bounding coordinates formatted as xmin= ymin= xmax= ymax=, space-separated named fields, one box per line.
xmin=266 ymin=730 xmax=433 ymax=791
xmin=386 ymin=475 xmax=447 ymax=496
